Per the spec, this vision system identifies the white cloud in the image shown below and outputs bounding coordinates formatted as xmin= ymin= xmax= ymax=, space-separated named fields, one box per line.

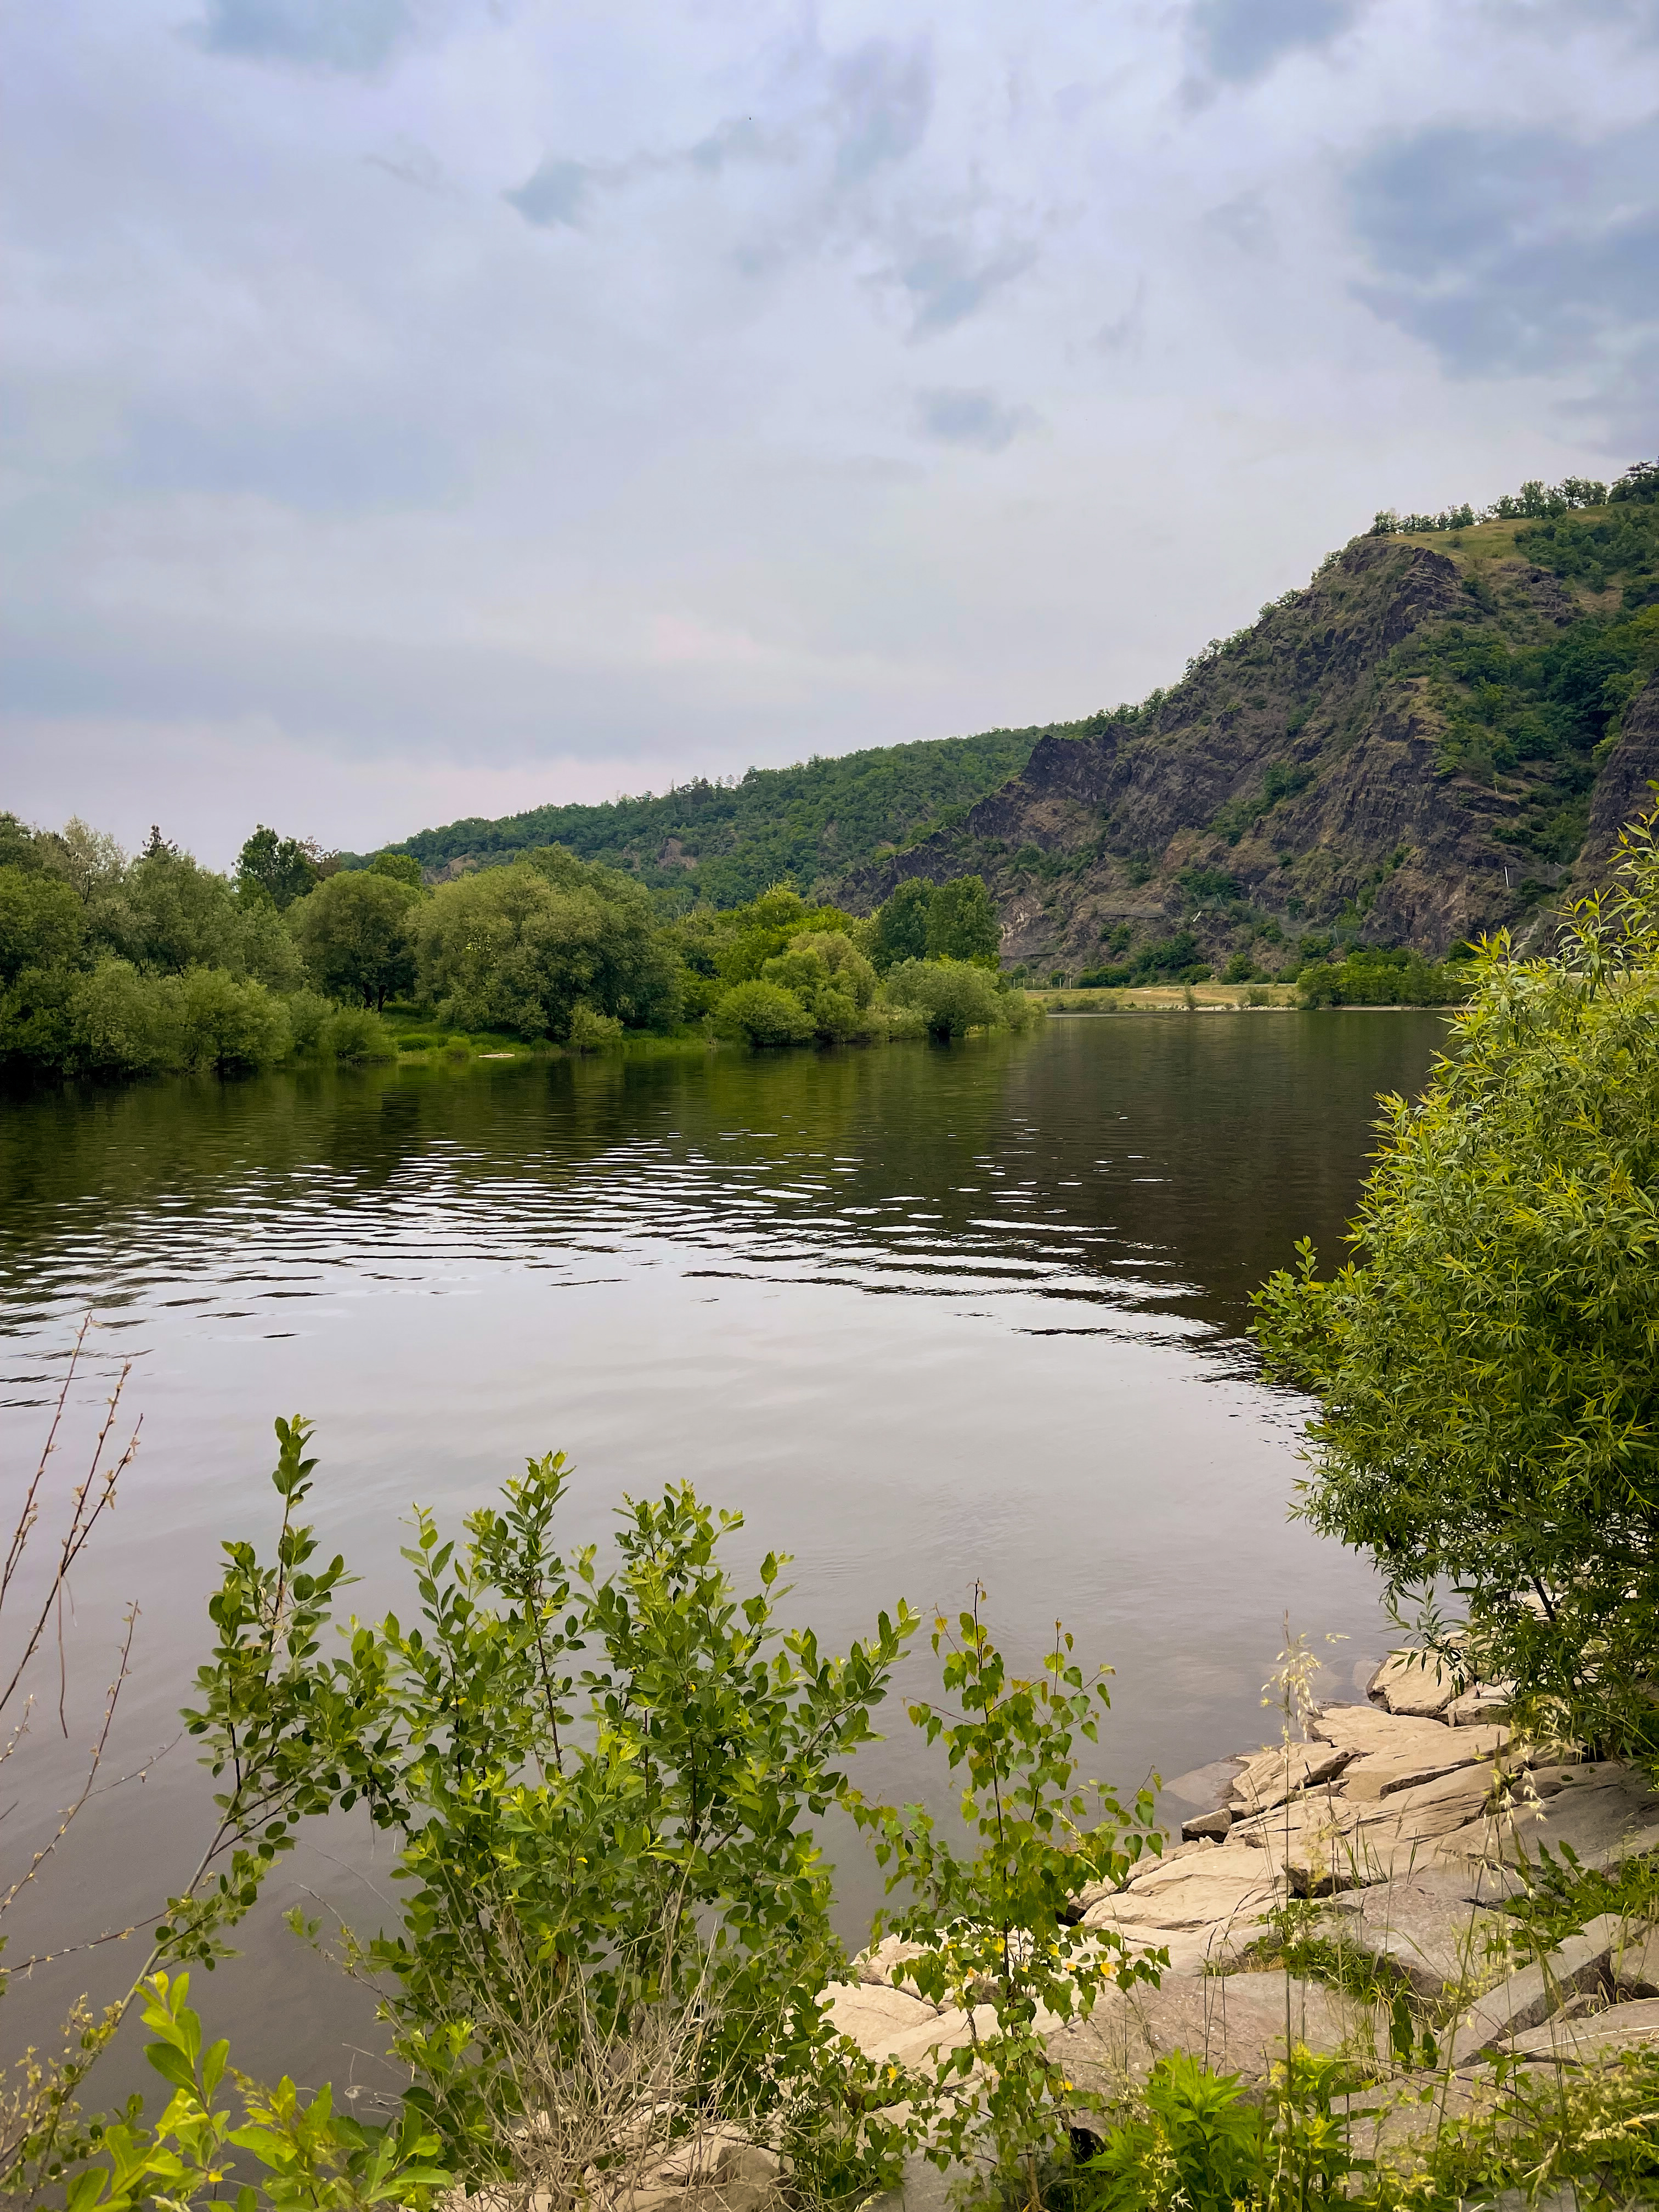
xmin=2 ymin=0 xmax=1653 ymax=862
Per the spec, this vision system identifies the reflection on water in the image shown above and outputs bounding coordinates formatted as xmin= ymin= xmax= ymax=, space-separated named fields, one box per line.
xmin=0 ymin=1012 xmax=1447 ymax=2091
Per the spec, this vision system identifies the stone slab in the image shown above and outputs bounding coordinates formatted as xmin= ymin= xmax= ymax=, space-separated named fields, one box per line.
xmin=820 ymin=1982 xmax=941 ymax=2059
xmin=1228 ymin=1741 xmax=1351 ymax=1817
xmin=1505 ymin=1995 xmax=1659 ymax=2066
xmin=1368 ymin=1650 xmax=1463 ymax=1719
xmin=1318 ymin=1870 xmax=1513 ymax=2001
xmin=1056 ymin=1972 xmax=1384 ymax=2095
xmin=1457 ymin=1765 xmax=1659 ymax=1877
xmin=1448 ymin=1915 xmax=1622 ymax=2066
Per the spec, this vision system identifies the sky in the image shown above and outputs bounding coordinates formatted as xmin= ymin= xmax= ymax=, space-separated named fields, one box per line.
xmin=3 ymin=0 xmax=1657 ymax=866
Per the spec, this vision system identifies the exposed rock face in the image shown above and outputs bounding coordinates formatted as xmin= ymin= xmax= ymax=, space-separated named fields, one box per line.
xmin=838 ymin=538 xmax=1654 ymax=966
xmin=1571 ymin=668 xmax=1659 ymax=894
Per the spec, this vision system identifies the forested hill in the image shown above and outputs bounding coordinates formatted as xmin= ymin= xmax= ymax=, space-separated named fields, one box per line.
xmin=371 ymin=724 xmax=1093 ymax=911
xmin=840 ymin=462 xmax=1659 ymax=967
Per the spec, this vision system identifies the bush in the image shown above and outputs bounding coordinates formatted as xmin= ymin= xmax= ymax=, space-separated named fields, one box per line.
xmin=177 ymin=967 xmax=293 ymax=1073
xmin=67 ymin=958 xmax=185 ymax=1075
xmin=880 ymin=957 xmax=1006 ymax=1039
xmin=319 ymin=1005 xmax=398 ymax=1062
xmin=714 ymin=980 xmax=815 ymax=1046
xmin=567 ymin=1001 xmax=624 ymax=1050
xmin=1256 ymin=809 xmax=1659 ymax=1756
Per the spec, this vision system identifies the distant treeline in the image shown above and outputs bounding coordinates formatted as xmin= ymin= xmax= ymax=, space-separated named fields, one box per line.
xmin=353 ymin=726 xmax=1079 ymax=911
xmin=1367 ymin=456 xmax=1657 ymax=539
xmin=0 ymin=812 xmax=1034 ymax=1081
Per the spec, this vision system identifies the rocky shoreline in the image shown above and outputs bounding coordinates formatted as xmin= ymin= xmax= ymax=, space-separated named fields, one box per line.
xmin=821 ymin=1653 xmax=1659 ymax=2198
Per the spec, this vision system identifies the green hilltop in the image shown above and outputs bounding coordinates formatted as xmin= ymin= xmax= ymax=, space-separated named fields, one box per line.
xmin=365 ymin=721 xmax=1108 ymax=910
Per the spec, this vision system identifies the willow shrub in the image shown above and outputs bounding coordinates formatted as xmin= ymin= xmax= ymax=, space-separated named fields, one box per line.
xmin=181 ymin=1430 xmax=920 ymax=2189
xmin=1255 ymin=809 xmax=1659 ymax=1756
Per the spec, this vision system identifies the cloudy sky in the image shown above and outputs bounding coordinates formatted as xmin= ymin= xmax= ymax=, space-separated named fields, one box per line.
xmin=3 ymin=0 xmax=1656 ymax=864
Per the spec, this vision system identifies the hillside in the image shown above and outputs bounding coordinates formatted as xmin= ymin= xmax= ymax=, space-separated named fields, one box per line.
xmin=838 ymin=468 xmax=1659 ymax=969
xmin=370 ymin=725 xmax=1092 ymax=911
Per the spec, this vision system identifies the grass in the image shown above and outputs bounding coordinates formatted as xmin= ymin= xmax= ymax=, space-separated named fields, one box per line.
xmin=1028 ymin=983 xmax=1301 ymax=1013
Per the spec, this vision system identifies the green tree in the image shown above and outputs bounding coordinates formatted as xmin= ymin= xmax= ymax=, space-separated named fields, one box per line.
xmin=871 ymin=879 xmax=933 ymax=972
xmin=236 ymin=826 xmax=325 ymax=911
xmin=0 ymin=866 xmax=86 ymax=984
xmin=714 ymin=979 xmax=815 ymax=1046
xmin=414 ymin=853 xmax=680 ymax=1037
xmin=924 ymin=874 xmax=1000 ymax=966
xmin=368 ymin=851 xmax=426 ymax=890
xmin=121 ymin=844 xmax=302 ymax=989
xmin=881 ymin=957 xmax=1007 ymax=1039
xmin=291 ymin=871 xmax=420 ymax=1009
xmin=1254 ymin=811 xmax=1659 ymax=1756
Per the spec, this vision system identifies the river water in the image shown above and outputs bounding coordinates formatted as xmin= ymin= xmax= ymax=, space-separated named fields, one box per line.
xmin=0 ymin=1009 xmax=1447 ymax=2097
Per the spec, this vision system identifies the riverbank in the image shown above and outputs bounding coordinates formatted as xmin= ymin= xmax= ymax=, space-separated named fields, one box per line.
xmin=825 ymin=1655 xmax=1659 ymax=2205
xmin=1029 ymin=983 xmax=1467 ymax=1015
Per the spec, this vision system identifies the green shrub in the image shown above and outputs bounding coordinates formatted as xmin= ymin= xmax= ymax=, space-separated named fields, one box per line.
xmin=880 ymin=957 xmax=1006 ymax=1039
xmin=67 ymin=958 xmax=185 ymax=1075
xmin=1257 ymin=809 xmax=1659 ymax=1756
xmin=567 ymin=1001 xmax=624 ymax=1050
xmin=177 ymin=967 xmax=292 ymax=1073
xmin=319 ymin=1005 xmax=398 ymax=1062
xmin=714 ymin=979 xmax=815 ymax=1046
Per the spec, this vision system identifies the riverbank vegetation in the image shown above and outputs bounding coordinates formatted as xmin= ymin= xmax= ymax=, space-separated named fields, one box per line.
xmin=1257 ymin=804 xmax=1659 ymax=1762
xmin=0 ymin=812 xmax=1034 ymax=1082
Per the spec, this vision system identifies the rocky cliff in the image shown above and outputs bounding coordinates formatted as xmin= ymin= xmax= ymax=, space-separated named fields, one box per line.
xmin=839 ymin=506 xmax=1658 ymax=972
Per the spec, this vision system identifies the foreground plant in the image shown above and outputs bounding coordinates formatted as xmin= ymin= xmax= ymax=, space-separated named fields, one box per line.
xmin=177 ymin=1429 xmax=920 ymax=2197
xmin=1255 ymin=805 xmax=1659 ymax=1758
xmin=845 ymin=1592 xmax=1163 ymax=2212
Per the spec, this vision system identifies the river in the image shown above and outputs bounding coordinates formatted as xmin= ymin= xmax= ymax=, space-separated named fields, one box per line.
xmin=0 ymin=1009 xmax=1447 ymax=2100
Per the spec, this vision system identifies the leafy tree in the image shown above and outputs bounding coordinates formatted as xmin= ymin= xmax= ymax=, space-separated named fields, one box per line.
xmin=291 ymin=870 xmax=420 ymax=1009
xmin=122 ymin=844 xmax=302 ymax=989
xmin=0 ymin=811 xmax=44 ymax=872
xmin=0 ymin=866 xmax=86 ymax=984
xmin=714 ymin=979 xmax=815 ymax=1047
xmin=871 ymin=879 xmax=933 ymax=972
xmin=924 ymin=874 xmax=1000 ymax=966
xmin=882 ymin=957 xmax=1007 ymax=1039
xmin=236 ymin=825 xmax=326 ymax=911
xmin=368 ymin=851 xmax=425 ymax=890
xmin=1255 ymin=812 xmax=1659 ymax=1756
xmin=414 ymin=851 xmax=680 ymax=1037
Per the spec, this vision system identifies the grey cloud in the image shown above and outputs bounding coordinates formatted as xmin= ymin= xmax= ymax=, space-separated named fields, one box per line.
xmin=915 ymin=388 xmax=1030 ymax=452
xmin=506 ymin=158 xmax=594 ymax=229
xmin=113 ymin=399 xmax=455 ymax=511
xmin=1348 ymin=119 xmax=1659 ymax=421
xmin=190 ymin=0 xmax=411 ymax=74
xmin=829 ymin=39 xmax=933 ymax=184
xmin=891 ymin=236 xmax=1037 ymax=336
xmin=1190 ymin=0 xmax=1360 ymax=82
xmin=1206 ymin=193 xmax=1274 ymax=256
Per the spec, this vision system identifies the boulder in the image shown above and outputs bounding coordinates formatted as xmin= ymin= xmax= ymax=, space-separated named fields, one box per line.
xmin=599 ymin=2131 xmax=786 ymax=2212
xmin=1611 ymin=1921 xmax=1659 ymax=1997
xmin=1457 ymin=1763 xmax=1659 ymax=1877
xmin=1228 ymin=1741 xmax=1351 ymax=1816
xmin=1447 ymin=1683 xmax=1514 ymax=1728
xmin=1310 ymin=1702 xmax=1508 ymax=1774
xmin=1504 ymin=1995 xmax=1659 ymax=2067
xmin=1367 ymin=1650 xmax=1462 ymax=1719
xmin=1231 ymin=1763 xmax=1497 ymax=1891
xmin=1448 ymin=1915 xmax=1623 ymax=2065
xmin=1317 ymin=1870 xmax=1514 ymax=2001
xmin=1056 ymin=1971 xmax=1384 ymax=2095
xmin=1180 ymin=1807 xmax=1234 ymax=1844
xmin=856 ymin=1934 xmax=935 ymax=1993
xmin=820 ymin=1982 xmax=942 ymax=2060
